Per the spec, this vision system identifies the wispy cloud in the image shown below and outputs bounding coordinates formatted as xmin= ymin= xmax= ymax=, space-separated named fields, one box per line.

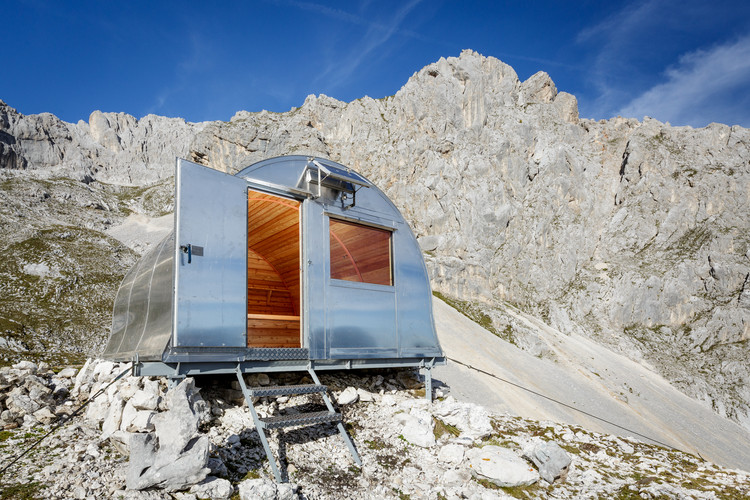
xmin=617 ymin=35 xmax=750 ymax=127
xmin=273 ymin=0 xmax=425 ymax=91
xmin=147 ymin=33 xmax=214 ymax=118
xmin=575 ymin=0 xmax=668 ymax=117
xmin=574 ymin=0 xmax=750 ymax=126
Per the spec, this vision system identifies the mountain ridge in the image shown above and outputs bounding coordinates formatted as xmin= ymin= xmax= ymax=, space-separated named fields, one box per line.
xmin=1 ymin=50 xmax=748 ymax=435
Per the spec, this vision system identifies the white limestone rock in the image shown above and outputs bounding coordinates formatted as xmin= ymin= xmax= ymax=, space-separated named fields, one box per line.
xmin=441 ymin=468 xmax=471 ymax=487
xmin=522 ymin=440 xmax=571 ymax=483
xmin=119 ymin=400 xmax=139 ymax=432
xmin=32 ymin=406 xmax=56 ymax=425
xmin=399 ymin=409 xmax=436 ymax=448
xmin=130 ymin=387 xmax=161 ymax=411
xmin=101 ymin=394 xmax=125 ymax=437
xmin=126 ymin=378 xmax=210 ymax=491
xmin=237 ymin=478 xmax=278 ymax=500
xmin=126 ymin=410 xmax=156 ymax=433
xmin=438 ymin=443 xmax=466 ymax=465
xmin=465 ymin=445 xmax=539 ymax=487
xmin=189 ymin=476 xmax=233 ymax=500
xmin=92 ymin=361 xmax=116 ymax=382
xmin=433 ymin=398 xmax=492 ymax=440
xmin=13 ymin=361 xmax=38 ymax=373
xmin=338 ymin=387 xmax=359 ymax=405
xmin=109 ymin=430 xmax=134 ymax=455
xmin=357 ymin=388 xmax=375 ymax=402
xmin=57 ymin=367 xmax=78 ymax=378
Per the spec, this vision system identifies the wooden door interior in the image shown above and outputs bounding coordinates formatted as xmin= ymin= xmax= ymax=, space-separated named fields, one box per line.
xmin=247 ymin=191 xmax=301 ymax=348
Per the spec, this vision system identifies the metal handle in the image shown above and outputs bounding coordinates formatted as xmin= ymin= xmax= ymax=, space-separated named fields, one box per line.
xmin=180 ymin=244 xmax=192 ymax=264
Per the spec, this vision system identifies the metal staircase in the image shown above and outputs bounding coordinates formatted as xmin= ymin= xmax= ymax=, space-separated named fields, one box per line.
xmin=235 ymin=366 xmax=362 ymax=482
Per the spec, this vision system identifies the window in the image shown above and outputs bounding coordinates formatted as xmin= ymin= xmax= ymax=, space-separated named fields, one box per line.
xmin=329 ymin=218 xmax=392 ymax=286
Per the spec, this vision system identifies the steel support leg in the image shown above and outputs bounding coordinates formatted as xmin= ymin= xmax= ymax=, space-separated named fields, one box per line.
xmin=423 ymin=366 xmax=433 ymax=402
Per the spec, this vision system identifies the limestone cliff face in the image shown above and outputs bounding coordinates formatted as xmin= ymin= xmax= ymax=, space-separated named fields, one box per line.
xmin=1 ymin=50 xmax=748 ymax=429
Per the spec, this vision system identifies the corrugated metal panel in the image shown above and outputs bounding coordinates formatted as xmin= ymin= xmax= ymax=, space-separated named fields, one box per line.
xmin=103 ymin=233 xmax=173 ymax=361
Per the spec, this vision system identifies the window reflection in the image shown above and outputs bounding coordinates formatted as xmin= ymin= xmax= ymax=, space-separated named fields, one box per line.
xmin=329 ymin=219 xmax=392 ymax=286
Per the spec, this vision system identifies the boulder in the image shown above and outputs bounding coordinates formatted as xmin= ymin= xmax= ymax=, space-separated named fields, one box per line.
xmin=356 ymin=388 xmax=375 ymax=402
xmin=57 ymin=367 xmax=78 ymax=378
xmin=437 ymin=443 xmax=465 ymax=465
xmin=92 ymin=361 xmax=116 ymax=382
xmin=433 ymin=398 xmax=492 ymax=440
xmin=189 ymin=476 xmax=234 ymax=500
xmin=102 ymin=394 xmax=125 ymax=437
xmin=13 ymin=361 xmax=38 ymax=373
xmin=32 ymin=407 xmax=57 ymax=425
xmin=109 ymin=430 xmax=134 ymax=455
xmin=466 ymin=446 xmax=539 ymax=487
xmin=125 ymin=378 xmax=210 ymax=491
xmin=338 ymin=387 xmax=359 ymax=405
xmin=129 ymin=387 xmax=160 ymax=411
xmin=126 ymin=410 xmax=156 ymax=433
xmin=238 ymin=478 xmax=278 ymax=500
xmin=119 ymin=400 xmax=139 ymax=431
xmin=398 ymin=409 xmax=436 ymax=448
xmin=522 ymin=440 xmax=571 ymax=483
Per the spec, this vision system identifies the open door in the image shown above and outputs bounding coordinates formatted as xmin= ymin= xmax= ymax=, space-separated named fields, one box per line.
xmin=246 ymin=190 xmax=301 ymax=347
xmin=173 ymin=159 xmax=248 ymax=347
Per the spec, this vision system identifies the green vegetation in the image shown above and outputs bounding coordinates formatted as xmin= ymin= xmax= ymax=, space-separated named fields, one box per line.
xmin=433 ymin=417 xmax=460 ymax=439
xmin=0 ymin=224 xmax=137 ymax=366
xmin=392 ymin=488 xmax=410 ymax=500
xmin=364 ymin=438 xmax=389 ymax=450
xmin=242 ymin=470 xmax=261 ymax=480
xmin=432 ymin=291 xmax=500 ymax=337
xmin=0 ymin=482 xmax=42 ymax=500
xmin=669 ymin=226 xmax=713 ymax=257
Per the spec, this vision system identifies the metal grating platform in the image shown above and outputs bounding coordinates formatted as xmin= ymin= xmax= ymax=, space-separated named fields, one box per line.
xmin=248 ymin=384 xmax=327 ymax=397
xmin=259 ymin=410 xmax=342 ymax=429
xmin=245 ymin=348 xmax=310 ymax=361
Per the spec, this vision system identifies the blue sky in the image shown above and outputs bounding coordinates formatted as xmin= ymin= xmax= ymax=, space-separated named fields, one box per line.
xmin=3 ymin=0 xmax=750 ymax=128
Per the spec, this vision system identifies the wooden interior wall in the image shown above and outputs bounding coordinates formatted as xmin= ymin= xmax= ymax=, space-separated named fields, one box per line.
xmin=247 ymin=191 xmax=301 ymax=348
xmin=330 ymin=219 xmax=392 ymax=285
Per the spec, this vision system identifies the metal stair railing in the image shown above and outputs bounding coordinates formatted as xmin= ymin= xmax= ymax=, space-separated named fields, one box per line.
xmin=234 ymin=365 xmax=361 ymax=483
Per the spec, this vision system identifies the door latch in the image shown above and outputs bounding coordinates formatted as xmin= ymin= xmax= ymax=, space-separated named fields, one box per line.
xmin=180 ymin=244 xmax=192 ymax=264
xmin=180 ymin=244 xmax=204 ymax=264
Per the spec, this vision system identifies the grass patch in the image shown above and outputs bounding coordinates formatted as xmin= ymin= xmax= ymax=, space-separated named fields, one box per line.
xmin=392 ymin=488 xmax=410 ymax=500
xmin=242 ymin=469 xmax=261 ymax=480
xmin=364 ymin=438 xmax=389 ymax=450
xmin=433 ymin=418 xmax=460 ymax=439
xmin=0 ymin=482 xmax=42 ymax=500
xmin=432 ymin=291 xmax=499 ymax=337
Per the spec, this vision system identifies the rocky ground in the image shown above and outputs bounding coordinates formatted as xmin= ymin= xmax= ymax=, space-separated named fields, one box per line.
xmin=0 ymin=359 xmax=748 ymax=499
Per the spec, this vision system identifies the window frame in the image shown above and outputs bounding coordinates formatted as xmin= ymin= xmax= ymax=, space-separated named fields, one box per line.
xmin=327 ymin=216 xmax=394 ymax=288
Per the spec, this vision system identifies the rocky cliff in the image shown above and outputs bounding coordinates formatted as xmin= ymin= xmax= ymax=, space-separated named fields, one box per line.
xmin=0 ymin=50 xmax=748 ymax=433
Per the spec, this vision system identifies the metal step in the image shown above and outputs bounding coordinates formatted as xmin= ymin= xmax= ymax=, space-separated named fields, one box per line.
xmin=259 ymin=410 xmax=342 ymax=430
xmin=245 ymin=348 xmax=310 ymax=360
xmin=247 ymin=384 xmax=327 ymax=397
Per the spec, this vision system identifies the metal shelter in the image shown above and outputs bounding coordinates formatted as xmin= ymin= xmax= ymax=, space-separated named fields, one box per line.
xmin=103 ymin=155 xmax=444 ymax=481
